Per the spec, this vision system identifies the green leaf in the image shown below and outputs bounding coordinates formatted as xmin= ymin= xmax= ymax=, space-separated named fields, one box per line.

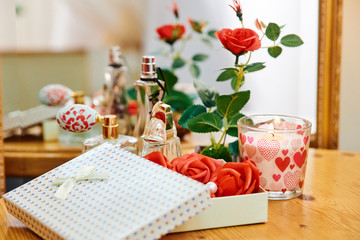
xmin=243 ymin=62 xmax=266 ymax=72
xmin=207 ymin=29 xmax=218 ymax=38
xmin=213 ymin=109 xmax=224 ymax=119
xmin=172 ymin=57 xmax=186 ymax=69
xmin=164 ymin=89 xmax=193 ymax=113
xmin=192 ymin=54 xmax=209 ymax=62
xmin=268 ymin=46 xmax=283 ymax=58
xmin=189 ymin=63 xmax=200 ymax=78
xmin=230 ymin=75 xmax=244 ymax=91
xmin=216 ymin=69 xmax=238 ymax=82
xmin=221 ymin=67 xmax=239 ymax=71
xmin=187 ymin=112 xmax=223 ymax=133
xmin=265 ymin=23 xmax=281 ymax=41
xmin=216 ymin=91 xmax=250 ymax=118
xmin=231 ymin=75 xmax=238 ymax=91
xmin=229 ymin=140 xmax=240 ymax=157
xmin=158 ymin=68 xmax=178 ymax=89
xmin=194 ymin=79 xmax=219 ymax=108
xmin=227 ymin=113 xmax=244 ymax=137
xmin=280 ymin=34 xmax=304 ymax=47
xmin=127 ymin=87 xmax=137 ymax=100
xmin=201 ymin=37 xmax=212 ymax=47
xmin=178 ymin=105 xmax=207 ymax=129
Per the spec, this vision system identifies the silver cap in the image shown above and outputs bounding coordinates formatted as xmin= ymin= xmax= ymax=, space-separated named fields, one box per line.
xmin=141 ymin=56 xmax=157 ymax=79
xmin=109 ymin=46 xmax=123 ymax=65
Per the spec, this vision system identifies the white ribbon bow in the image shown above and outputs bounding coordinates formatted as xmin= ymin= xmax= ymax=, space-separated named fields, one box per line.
xmin=52 ymin=166 xmax=109 ymax=200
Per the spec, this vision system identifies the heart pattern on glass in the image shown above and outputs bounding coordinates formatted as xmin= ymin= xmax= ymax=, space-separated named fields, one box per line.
xmin=257 ymin=139 xmax=280 ymax=161
xmin=284 ymin=170 xmax=301 ymax=191
xmin=275 ymin=157 xmax=290 ymax=172
xmin=294 ymin=150 xmax=307 ymax=168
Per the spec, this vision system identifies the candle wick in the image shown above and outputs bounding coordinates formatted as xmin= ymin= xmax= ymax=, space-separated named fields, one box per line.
xmin=271 ymin=132 xmax=274 ymax=137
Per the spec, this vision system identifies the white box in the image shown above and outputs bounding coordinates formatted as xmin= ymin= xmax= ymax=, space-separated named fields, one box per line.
xmin=172 ymin=188 xmax=268 ymax=232
xmin=4 ymin=143 xmax=211 ymax=240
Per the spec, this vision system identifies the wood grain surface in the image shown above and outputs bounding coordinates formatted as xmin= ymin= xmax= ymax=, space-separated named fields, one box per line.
xmin=4 ymin=136 xmax=81 ymax=178
xmin=0 ymin=147 xmax=359 ymax=239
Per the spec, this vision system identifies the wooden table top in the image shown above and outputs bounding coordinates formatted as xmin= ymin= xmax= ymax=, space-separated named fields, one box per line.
xmin=1 ymin=147 xmax=360 ymax=239
xmin=4 ymin=135 xmax=82 ymax=178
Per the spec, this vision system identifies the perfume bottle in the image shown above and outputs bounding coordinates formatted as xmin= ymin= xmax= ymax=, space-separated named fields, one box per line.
xmin=141 ymin=101 xmax=182 ymax=161
xmin=101 ymin=46 xmax=131 ymax=135
xmin=56 ymin=104 xmax=137 ymax=154
xmin=133 ymin=56 xmax=165 ymax=139
xmin=57 ymin=92 xmax=100 ymax=146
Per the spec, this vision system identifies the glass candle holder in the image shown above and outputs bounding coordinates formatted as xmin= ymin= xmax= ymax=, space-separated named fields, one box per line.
xmin=238 ymin=114 xmax=312 ymax=200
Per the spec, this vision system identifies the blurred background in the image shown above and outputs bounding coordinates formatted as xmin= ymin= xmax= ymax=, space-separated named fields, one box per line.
xmin=0 ymin=0 xmax=358 ymax=152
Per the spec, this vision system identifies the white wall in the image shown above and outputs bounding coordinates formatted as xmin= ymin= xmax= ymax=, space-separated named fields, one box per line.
xmin=339 ymin=0 xmax=360 ymax=152
xmin=143 ymin=0 xmax=318 ymax=133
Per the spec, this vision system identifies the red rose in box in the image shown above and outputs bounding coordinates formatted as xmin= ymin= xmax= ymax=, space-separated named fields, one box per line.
xmin=143 ymin=152 xmax=259 ymax=198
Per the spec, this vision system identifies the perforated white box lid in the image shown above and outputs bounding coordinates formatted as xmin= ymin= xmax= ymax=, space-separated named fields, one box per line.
xmin=4 ymin=143 xmax=211 ymax=240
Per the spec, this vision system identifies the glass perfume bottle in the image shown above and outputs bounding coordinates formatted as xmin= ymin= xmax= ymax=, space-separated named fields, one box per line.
xmin=101 ymin=46 xmax=131 ymax=135
xmin=141 ymin=101 xmax=182 ymax=161
xmin=57 ymin=91 xmax=100 ymax=146
xmin=133 ymin=56 xmax=165 ymax=139
xmin=56 ymin=104 xmax=138 ymax=154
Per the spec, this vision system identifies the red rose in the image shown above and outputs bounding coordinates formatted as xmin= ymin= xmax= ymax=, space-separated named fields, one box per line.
xmin=143 ymin=151 xmax=174 ymax=170
xmin=215 ymin=28 xmax=261 ymax=55
xmin=156 ymin=24 xmax=186 ymax=45
xmin=127 ymin=100 xmax=137 ymax=116
xmin=172 ymin=153 xmax=223 ymax=183
xmin=210 ymin=160 xmax=259 ymax=197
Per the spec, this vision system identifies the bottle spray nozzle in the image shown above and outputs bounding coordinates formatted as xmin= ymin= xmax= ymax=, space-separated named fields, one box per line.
xmin=57 ymin=104 xmax=118 ymax=139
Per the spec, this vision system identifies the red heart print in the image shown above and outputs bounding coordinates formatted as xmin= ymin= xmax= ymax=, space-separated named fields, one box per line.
xmin=247 ymin=136 xmax=254 ymax=144
xmin=273 ymin=174 xmax=281 ymax=182
xmin=290 ymin=164 xmax=295 ymax=170
xmin=259 ymin=172 xmax=262 ymax=176
xmin=282 ymin=149 xmax=289 ymax=156
xmin=284 ymin=170 xmax=301 ymax=191
xmin=303 ymin=136 xmax=309 ymax=145
xmin=296 ymin=125 xmax=305 ymax=135
xmin=294 ymin=150 xmax=307 ymax=168
xmin=299 ymin=180 xmax=304 ymax=188
xmin=282 ymin=188 xmax=287 ymax=194
xmin=240 ymin=133 xmax=246 ymax=145
xmin=245 ymin=144 xmax=257 ymax=158
xmin=257 ymin=139 xmax=280 ymax=161
xmin=275 ymin=157 xmax=290 ymax=172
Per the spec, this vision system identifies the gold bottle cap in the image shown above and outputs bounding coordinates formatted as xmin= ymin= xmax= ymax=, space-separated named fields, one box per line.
xmin=102 ymin=115 xmax=119 ymax=139
xmin=72 ymin=91 xmax=85 ymax=104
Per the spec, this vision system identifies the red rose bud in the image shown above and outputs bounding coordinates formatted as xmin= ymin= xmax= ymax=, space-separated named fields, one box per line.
xmin=172 ymin=153 xmax=224 ymax=184
xmin=188 ymin=18 xmax=207 ymax=33
xmin=210 ymin=161 xmax=259 ymax=197
xmin=229 ymin=0 xmax=243 ymax=22
xmin=255 ymin=19 xmax=262 ymax=31
xmin=143 ymin=151 xmax=174 ymax=170
xmin=156 ymin=24 xmax=186 ymax=45
xmin=215 ymin=28 xmax=261 ymax=56
xmin=172 ymin=2 xmax=179 ymax=19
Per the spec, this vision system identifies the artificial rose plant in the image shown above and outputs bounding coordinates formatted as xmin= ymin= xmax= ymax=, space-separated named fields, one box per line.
xmin=179 ymin=0 xmax=303 ymax=162
xmin=155 ymin=2 xmax=218 ymax=113
xmin=143 ymin=151 xmax=259 ymax=197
